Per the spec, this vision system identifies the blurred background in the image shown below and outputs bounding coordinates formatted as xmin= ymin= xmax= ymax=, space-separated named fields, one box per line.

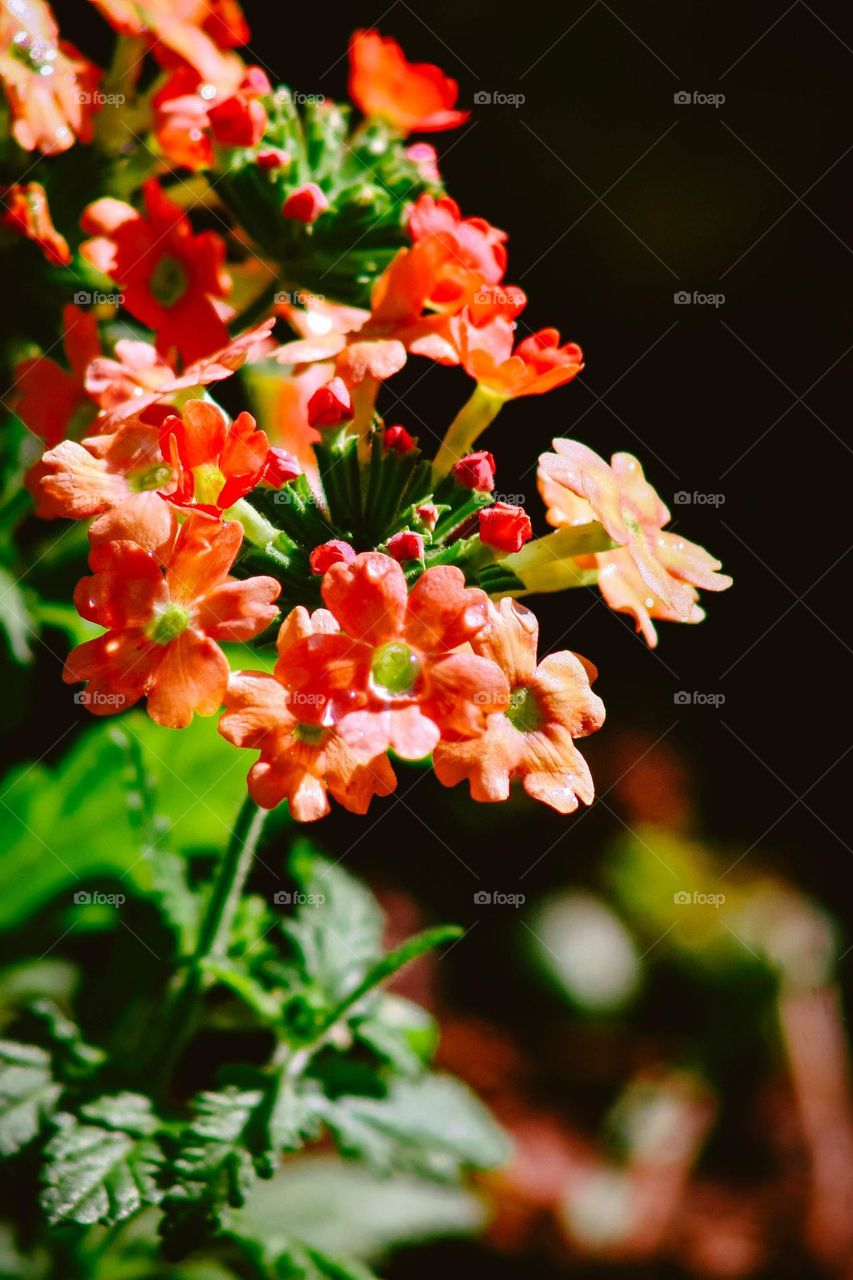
xmin=3 ymin=1 xmax=853 ymax=1276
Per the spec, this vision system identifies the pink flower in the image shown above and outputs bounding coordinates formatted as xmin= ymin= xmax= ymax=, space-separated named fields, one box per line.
xmin=538 ymin=440 xmax=732 ymax=645
xmin=434 ymin=599 xmax=604 ymax=812
xmin=276 ymin=553 xmax=509 ymax=761
xmin=27 ymin=420 xmax=174 ymax=520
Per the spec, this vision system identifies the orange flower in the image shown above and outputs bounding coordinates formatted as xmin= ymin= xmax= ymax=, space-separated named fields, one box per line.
xmin=220 ymin=607 xmax=397 ymax=821
xmin=64 ymin=510 xmax=280 ymax=728
xmin=159 ymin=399 xmax=296 ymax=516
xmin=88 ymin=0 xmax=246 ymax=85
xmin=454 ymin=318 xmax=584 ymax=398
xmin=348 ymin=28 xmax=469 ymax=134
xmin=277 ymin=553 xmax=509 ymax=761
xmin=81 ymin=179 xmax=231 ymax=364
xmin=27 ymin=420 xmax=174 ymax=520
xmin=153 ymin=64 xmax=269 ymax=170
xmin=408 ymin=195 xmax=508 ymax=301
xmin=0 ymin=0 xmax=99 ymax=153
xmin=1 ymin=182 xmax=70 ymax=265
xmin=538 ymin=440 xmax=732 ymax=645
xmin=433 ymin=599 xmax=605 ymax=812
xmin=85 ymin=319 xmax=275 ymax=428
xmin=13 ymin=305 xmax=100 ymax=447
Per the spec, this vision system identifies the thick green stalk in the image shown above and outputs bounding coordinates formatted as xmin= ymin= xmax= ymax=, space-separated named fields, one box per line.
xmin=150 ymin=796 xmax=267 ymax=1091
xmin=431 ymin=385 xmax=506 ymax=479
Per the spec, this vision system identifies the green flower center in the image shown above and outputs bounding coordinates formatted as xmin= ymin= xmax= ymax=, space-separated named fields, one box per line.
xmin=293 ymin=723 xmax=326 ymax=746
xmin=145 ymin=604 xmax=189 ymax=645
xmin=506 ymin=685 xmax=543 ymax=734
xmin=150 ymin=255 xmax=189 ymax=308
xmin=371 ymin=642 xmax=422 ymax=696
xmin=129 ymin=463 xmax=173 ymax=493
xmin=193 ymin=463 xmax=226 ymax=506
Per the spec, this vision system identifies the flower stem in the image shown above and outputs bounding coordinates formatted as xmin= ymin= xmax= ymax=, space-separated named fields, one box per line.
xmin=431 ymin=385 xmax=506 ymax=480
xmin=150 ymin=795 xmax=267 ymax=1091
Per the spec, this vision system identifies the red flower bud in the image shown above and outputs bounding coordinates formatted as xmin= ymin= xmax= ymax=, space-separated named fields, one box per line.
xmin=308 ymin=377 xmax=352 ymax=427
xmin=261 ymin=447 xmax=300 ymax=487
xmin=479 ymin=502 xmax=532 ymax=553
xmin=416 ymin=502 xmax=438 ymax=530
xmin=384 ymin=424 xmax=415 ymax=454
xmin=387 ymin=531 xmax=424 ymax=562
xmin=208 ymin=95 xmax=267 ymax=147
xmin=240 ymin=67 xmax=272 ymax=97
xmin=257 ymin=147 xmax=291 ymax=170
xmin=282 ymin=182 xmax=329 ymax=223
xmin=310 ymin=540 xmax=356 ymax=574
xmin=453 ymin=451 xmax=496 ymax=492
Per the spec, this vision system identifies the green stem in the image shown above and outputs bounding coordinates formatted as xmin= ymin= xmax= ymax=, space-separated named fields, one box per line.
xmin=233 ymin=280 xmax=279 ymax=332
xmin=150 ymin=796 xmax=268 ymax=1091
xmin=431 ymin=385 xmax=506 ymax=480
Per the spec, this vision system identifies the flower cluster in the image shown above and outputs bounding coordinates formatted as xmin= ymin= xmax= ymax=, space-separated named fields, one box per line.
xmin=3 ymin=13 xmax=732 ymax=821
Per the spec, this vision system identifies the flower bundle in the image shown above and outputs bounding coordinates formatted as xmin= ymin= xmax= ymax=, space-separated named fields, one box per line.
xmin=3 ymin=6 xmax=731 ymax=825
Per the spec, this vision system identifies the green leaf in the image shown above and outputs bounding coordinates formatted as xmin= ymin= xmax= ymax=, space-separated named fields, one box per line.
xmin=116 ymin=727 xmax=199 ymax=954
xmin=316 ymin=1074 xmax=510 ymax=1181
xmin=231 ymin=1156 xmax=487 ymax=1264
xmin=0 ymin=567 xmax=33 ymax=663
xmin=160 ymin=1087 xmax=276 ymax=1256
xmin=353 ymin=996 xmax=438 ymax=1077
xmin=0 ymin=1041 xmax=61 ymax=1156
xmin=283 ymin=848 xmax=384 ymax=1003
xmin=40 ymin=1092 xmax=163 ymax=1225
xmin=324 ymin=927 xmax=461 ymax=1031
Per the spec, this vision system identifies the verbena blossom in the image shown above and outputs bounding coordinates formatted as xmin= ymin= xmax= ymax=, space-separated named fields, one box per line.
xmin=538 ymin=440 xmax=732 ymax=645
xmin=348 ymin=29 xmax=469 ymax=134
xmin=434 ymin=599 xmax=605 ymax=813
xmin=64 ymin=509 xmax=280 ymax=728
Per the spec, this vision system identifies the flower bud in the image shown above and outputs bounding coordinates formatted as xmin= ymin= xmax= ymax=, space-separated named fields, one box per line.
xmin=387 ymin=531 xmax=424 ymax=562
xmin=479 ymin=502 xmax=532 ymax=553
xmin=310 ymin=540 xmax=356 ymax=574
xmin=209 ymin=96 xmax=267 ymax=147
xmin=261 ymin=447 xmax=300 ymax=487
xmin=453 ymin=451 xmax=496 ymax=492
xmin=384 ymin=424 xmax=415 ymax=454
xmin=308 ymin=377 xmax=352 ymax=427
xmin=283 ymin=182 xmax=330 ymax=223
xmin=257 ymin=147 xmax=291 ymax=170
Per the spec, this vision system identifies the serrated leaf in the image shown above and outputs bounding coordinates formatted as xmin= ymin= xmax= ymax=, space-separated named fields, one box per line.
xmin=40 ymin=1092 xmax=163 ymax=1225
xmin=317 ymin=1074 xmax=510 ymax=1182
xmin=0 ymin=1041 xmax=61 ymax=1156
xmin=283 ymin=849 xmax=383 ymax=1003
xmin=161 ymin=1086 xmax=277 ymax=1256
